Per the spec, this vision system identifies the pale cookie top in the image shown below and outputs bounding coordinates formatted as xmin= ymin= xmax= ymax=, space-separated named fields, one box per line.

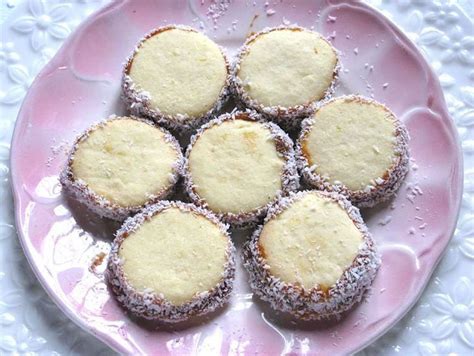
xmin=237 ymin=28 xmax=338 ymax=108
xmin=188 ymin=119 xmax=285 ymax=214
xmin=128 ymin=27 xmax=228 ymax=118
xmin=119 ymin=206 xmax=228 ymax=305
xmin=301 ymin=97 xmax=399 ymax=191
xmin=71 ymin=118 xmax=179 ymax=207
xmin=259 ymin=191 xmax=363 ymax=290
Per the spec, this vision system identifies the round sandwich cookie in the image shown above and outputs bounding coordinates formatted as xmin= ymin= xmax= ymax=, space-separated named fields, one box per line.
xmin=107 ymin=201 xmax=235 ymax=322
xmin=122 ymin=25 xmax=231 ymax=132
xmin=232 ymin=26 xmax=339 ymax=129
xmin=184 ymin=110 xmax=299 ymax=227
xmin=243 ymin=190 xmax=380 ymax=320
xmin=297 ymin=95 xmax=409 ymax=208
xmin=60 ymin=116 xmax=183 ymax=221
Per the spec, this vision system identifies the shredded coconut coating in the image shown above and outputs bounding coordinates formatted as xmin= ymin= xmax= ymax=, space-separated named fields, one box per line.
xmin=231 ymin=25 xmax=340 ymax=131
xmin=122 ymin=25 xmax=232 ymax=134
xmin=183 ymin=109 xmax=300 ymax=228
xmin=107 ymin=200 xmax=236 ymax=322
xmin=60 ymin=116 xmax=184 ymax=221
xmin=297 ymin=95 xmax=410 ymax=208
xmin=243 ymin=190 xmax=380 ymax=320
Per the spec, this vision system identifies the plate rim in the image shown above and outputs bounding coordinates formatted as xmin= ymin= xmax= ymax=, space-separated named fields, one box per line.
xmin=342 ymin=1 xmax=464 ymax=351
xmin=9 ymin=0 xmax=129 ymax=353
xmin=9 ymin=0 xmax=464 ymax=354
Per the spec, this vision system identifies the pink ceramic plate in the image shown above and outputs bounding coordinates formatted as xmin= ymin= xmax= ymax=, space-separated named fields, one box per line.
xmin=10 ymin=0 xmax=463 ymax=354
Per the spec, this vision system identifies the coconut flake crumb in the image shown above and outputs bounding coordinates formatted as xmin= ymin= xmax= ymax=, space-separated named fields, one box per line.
xmin=378 ymin=215 xmax=392 ymax=226
xmin=51 ymin=139 xmax=69 ymax=156
xmin=266 ymin=8 xmax=276 ymax=16
xmin=46 ymin=156 xmax=53 ymax=167
xmin=406 ymin=182 xmax=423 ymax=203
xmin=206 ymin=0 xmax=231 ymax=25
xmin=375 ymin=177 xmax=384 ymax=185
xmin=353 ymin=47 xmax=359 ymax=55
